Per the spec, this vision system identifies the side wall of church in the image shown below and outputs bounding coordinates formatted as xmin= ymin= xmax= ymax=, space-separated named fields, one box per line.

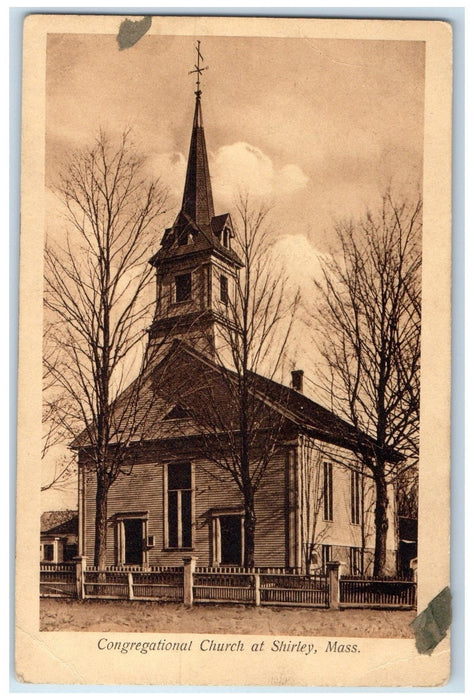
xmin=297 ymin=436 xmax=397 ymax=576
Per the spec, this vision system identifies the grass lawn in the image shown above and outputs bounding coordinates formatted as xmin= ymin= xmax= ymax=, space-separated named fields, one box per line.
xmin=40 ymin=598 xmax=416 ymax=637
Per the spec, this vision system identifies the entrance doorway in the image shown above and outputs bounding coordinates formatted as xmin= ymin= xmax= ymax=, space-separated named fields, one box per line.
xmin=219 ymin=515 xmax=243 ymax=566
xmin=123 ymin=519 xmax=143 ymax=565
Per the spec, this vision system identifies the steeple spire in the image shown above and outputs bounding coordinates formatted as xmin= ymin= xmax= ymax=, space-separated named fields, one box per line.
xmin=181 ymin=42 xmax=214 ymax=229
xmin=148 ymin=42 xmax=244 ymax=360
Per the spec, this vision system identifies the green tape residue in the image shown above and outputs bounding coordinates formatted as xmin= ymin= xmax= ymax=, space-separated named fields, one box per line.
xmin=117 ymin=16 xmax=152 ymax=51
xmin=410 ymin=586 xmax=452 ymax=655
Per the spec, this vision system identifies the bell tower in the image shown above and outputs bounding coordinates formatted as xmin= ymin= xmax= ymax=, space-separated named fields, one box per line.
xmin=148 ymin=42 xmax=243 ymax=360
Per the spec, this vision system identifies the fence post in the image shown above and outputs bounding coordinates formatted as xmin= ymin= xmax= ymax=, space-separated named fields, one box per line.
xmin=254 ymin=573 xmax=261 ymax=606
xmin=183 ymin=556 xmax=197 ymax=607
xmin=326 ymin=561 xmax=340 ymax=609
xmin=128 ymin=571 xmax=134 ymax=600
xmin=75 ymin=556 xmax=86 ymax=600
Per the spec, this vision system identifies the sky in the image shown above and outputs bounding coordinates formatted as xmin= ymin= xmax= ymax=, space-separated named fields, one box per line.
xmin=46 ymin=33 xmax=424 ymax=251
xmin=42 ymin=32 xmax=425 ymax=510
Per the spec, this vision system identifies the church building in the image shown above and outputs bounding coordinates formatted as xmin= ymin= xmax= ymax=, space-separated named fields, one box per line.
xmin=76 ymin=53 xmax=398 ymax=576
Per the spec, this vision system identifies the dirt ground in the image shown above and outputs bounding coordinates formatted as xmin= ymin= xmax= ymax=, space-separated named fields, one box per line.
xmin=40 ymin=599 xmax=416 ymax=637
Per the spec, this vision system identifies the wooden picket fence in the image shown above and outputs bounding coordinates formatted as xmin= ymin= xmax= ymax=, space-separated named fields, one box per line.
xmin=193 ymin=571 xmax=256 ymax=604
xmin=40 ymin=561 xmax=416 ymax=610
xmin=339 ymin=575 xmax=416 ymax=609
xmin=260 ymin=572 xmax=328 ymax=607
xmin=83 ymin=567 xmax=183 ymax=602
xmin=39 ymin=562 xmax=77 ymax=598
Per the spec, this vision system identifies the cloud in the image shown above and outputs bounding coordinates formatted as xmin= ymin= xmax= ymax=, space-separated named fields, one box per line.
xmin=148 ymin=142 xmax=309 ymax=207
xmin=211 ymin=142 xmax=309 ymax=202
xmin=274 ymin=163 xmax=311 ymax=194
xmin=269 ymin=233 xmax=329 ymax=296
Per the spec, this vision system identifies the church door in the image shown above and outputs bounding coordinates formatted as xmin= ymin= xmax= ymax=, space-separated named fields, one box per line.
xmin=123 ymin=519 xmax=143 ymax=565
xmin=219 ymin=515 xmax=243 ymax=566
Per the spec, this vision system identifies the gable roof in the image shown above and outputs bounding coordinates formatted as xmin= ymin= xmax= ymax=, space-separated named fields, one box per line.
xmin=41 ymin=510 xmax=78 ymax=536
xmin=72 ymin=340 xmax=389 ymax=459
xmin=249 ymin=371 xmax=366 ymax=449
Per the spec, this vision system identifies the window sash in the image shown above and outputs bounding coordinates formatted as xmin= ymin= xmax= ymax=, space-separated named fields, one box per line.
xmin=323 ymin=462 xmax=333 ymax=521
xmin=350 ymin=547 xmax=362 ymax=576
xmin=166 ymin=463 xmax=193 ymax=549
xmin=351 ymin=471 xmax=361 ymax=525
xmin=321 ymin=544 xmax=332 ymax=574
xmin=175 ymin=273 xmax=191 ymax=302
xmin=220 ymin=275 xmax=228 ymax=305
xmin=43 ymin=544 xmax=54 ymax=561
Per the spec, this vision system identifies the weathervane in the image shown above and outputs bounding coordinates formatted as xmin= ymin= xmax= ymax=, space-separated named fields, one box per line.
xmin=188 ymin=40 xmax=208 ymax=96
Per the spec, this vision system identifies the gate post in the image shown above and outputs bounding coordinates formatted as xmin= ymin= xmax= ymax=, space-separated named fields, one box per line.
xmin=127 ymin=571 xmax=134 ymax=600
xmin=326 ymin=561 xmax=340 ymax=609
xmin=254 ymin=573 xmax=261 ymax=606
xmin=183 ymin=556 xmax=197 ymax=607
xmin=75 ymin=556 xmax=86 ymax=599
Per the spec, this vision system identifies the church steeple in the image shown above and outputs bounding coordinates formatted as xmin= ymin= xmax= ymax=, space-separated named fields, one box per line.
xmin=148 ymin=42 xmax=243 ymax=360
xmin=181 ymin=92 xmax=215 ymax=230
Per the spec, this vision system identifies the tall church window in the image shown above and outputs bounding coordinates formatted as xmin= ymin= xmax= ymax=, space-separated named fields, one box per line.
xmin=350 ymin=547 xmax=363 ymax=576
xmin=323 ymin=461 xmax=333 ymax=521
xmin=166 ymin=462 xmax=192 ymax=549
xmin=351 ymin=471 xmax=361 ymax=525
xmin=220 ymin=275 xmax=228 ymax=305
xmin=321 ymin=544 xmax=332 ymax=574
xmin=175 ymin=273 xmax=192 ymax=303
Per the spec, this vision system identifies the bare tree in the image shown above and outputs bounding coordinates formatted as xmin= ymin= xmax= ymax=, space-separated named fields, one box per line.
xmin=44 ymin=130 xmax=168 ymax=568
xmin=41 ymin=454 xmax=77 ymax=493
xmin=314 ymin=192 xmax=422 ymax=576
xmin=163 ymin=198 xmax=299 ymax=567
xmin=396 ymin=464 xmax=418 ymax=519
xmin=41 ymin=325 xmax=78 ymax=492
xmin=356 ymin=468 xmax=375 ymax=576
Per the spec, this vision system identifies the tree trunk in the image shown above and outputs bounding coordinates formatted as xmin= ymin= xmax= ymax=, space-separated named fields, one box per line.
xmin=360 ymin=473 xmax=366 ymax=575
xmin=373 ymin=468 xmax=389 ymax=577
xmin=243 ymin=494 xmax=256 ymax=568
xmin=305 ymin=544 xmax=315 ymax=576
xmin=94 ymin=473 xmax=109 ymax=569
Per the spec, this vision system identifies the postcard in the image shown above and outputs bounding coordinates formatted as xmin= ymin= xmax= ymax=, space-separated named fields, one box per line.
xmin=16 ymin=14 xmax=452 ymax=686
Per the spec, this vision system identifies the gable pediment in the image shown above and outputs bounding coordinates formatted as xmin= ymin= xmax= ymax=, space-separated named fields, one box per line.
xmin=163 ymin=404 xmax=192 ymax=420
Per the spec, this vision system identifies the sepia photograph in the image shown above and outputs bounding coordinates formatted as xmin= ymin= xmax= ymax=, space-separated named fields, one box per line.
xmin=16 ymin=14 xmax=452 ymax=687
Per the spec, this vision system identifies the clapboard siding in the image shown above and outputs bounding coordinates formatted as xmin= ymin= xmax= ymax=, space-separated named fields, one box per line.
xmin=254 ymin=452 xmax=287 ymax=567
xmin=82 ymin=445 xmax=288 ymax=567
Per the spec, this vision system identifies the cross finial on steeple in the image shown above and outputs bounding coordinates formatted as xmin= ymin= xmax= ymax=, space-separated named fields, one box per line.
xmin=188 ymin=40 xmax=208 ymax=97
